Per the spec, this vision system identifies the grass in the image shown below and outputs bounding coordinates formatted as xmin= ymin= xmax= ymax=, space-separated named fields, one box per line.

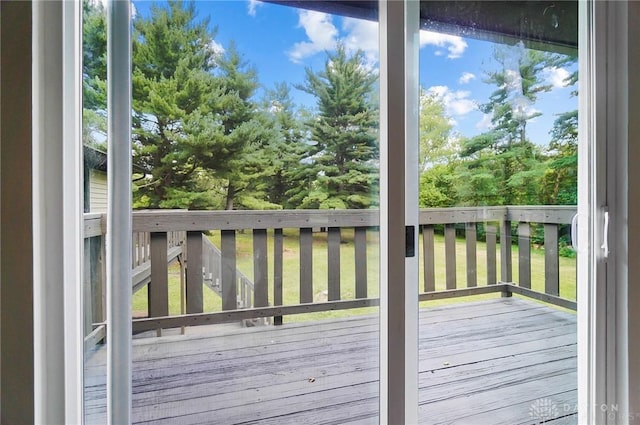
xmin=133 ymin=228 xmax=577 ymax=322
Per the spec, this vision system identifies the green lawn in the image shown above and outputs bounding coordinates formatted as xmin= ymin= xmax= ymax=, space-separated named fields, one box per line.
xmin=133 ymin=229 xmax=577 ymax=322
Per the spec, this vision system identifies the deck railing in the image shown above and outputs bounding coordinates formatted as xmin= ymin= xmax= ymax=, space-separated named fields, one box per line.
xmin=83 ymin=206 xmax=577 ymax=339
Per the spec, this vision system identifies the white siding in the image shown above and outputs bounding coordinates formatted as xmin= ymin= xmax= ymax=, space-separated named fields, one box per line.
xmin=89 ymin=169 xmax=108 ymax=213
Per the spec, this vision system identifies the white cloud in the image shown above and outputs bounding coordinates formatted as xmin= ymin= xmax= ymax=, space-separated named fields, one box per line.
xmin=476 ymin=113 xmax=494 ymax=130
xmin=426 ymin=85 xmax=477 ymax=116
xmin=210 ymin=40 xmax=225 ymax=56
xmin=544 ymin=67 xmax=571 ymax=89
xmin=420 ymin=31 xmax=467 ymax=59
xmin=341 ymin=17 xmax=379 ymax=67
xmin=458 ymin=72 xmax=476 ymax=84
xmin=287 ymin=11 xmax=338 ymax=63
xmin=247 ymin=0 xmax=262 ymax=17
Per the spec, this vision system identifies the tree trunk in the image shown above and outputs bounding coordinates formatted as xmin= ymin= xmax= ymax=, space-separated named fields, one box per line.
xmin=225 ymin=182 xmax=235 ymax=210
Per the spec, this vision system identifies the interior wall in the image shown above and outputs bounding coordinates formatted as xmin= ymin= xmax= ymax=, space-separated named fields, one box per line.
xmin=0 ymin=1 xmax=35 ymax=423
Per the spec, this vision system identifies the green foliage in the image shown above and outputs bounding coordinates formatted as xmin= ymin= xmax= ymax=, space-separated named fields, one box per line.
xmin=82 ymin=0 xmax=107 ymax=145
xmin=419 ymin=91 xmax=454 ymax=170
xmin=454 ymin=44 xmax=562 ymax=206
xmin=296 ymin=44 xmax=379 ymax=209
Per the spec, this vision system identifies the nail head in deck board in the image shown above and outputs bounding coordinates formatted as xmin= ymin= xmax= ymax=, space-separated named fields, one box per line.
xmin=149 ymin=232 xmax=169 ymax=317
xmin=465 ymin=222 xmax=477 ymax=287
xmin=500 ymin=219 xmax=513 ymax=283
xmin=221 ymin=230 xmax=237 ymax=311
xmin=354 ymin=227 xmax=368 ymax=298
xmin=444 ymin=224 xmax=457 ymax=290
xmin=185 ymin=231 xmax=203 ymax=314
xmin=422 ymin=225 xmax=435 ymax=292
xmin=518 ymin=222 xmax=531 ymax=289
xmin=328 ymin=227 xmax=341 ymax=301
xmin=253 ymin=229 xmax=269 ymax=308
xmin=544 ymin=223 xmax=560 ymax=296
xmin=486 ymin=224 xmax=497 ymax=285
xmin=273 ymin=229 xmax=283 ymax=325
xmin=299 ymin=228 xmax=313 ymax=303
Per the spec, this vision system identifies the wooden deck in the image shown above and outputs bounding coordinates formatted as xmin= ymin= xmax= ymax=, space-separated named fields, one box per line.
xmin=84 ymin=298 xmax=577 ymax=424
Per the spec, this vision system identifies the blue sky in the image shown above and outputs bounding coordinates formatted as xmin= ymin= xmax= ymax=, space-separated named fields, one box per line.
xmin=132 ymin=0 xmax=578 ymax=146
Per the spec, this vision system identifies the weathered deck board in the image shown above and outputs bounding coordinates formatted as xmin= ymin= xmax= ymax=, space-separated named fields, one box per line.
xmin=84 ymin=297 xmax=577 ymax=425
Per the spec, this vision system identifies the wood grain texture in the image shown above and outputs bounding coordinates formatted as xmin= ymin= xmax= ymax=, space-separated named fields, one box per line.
xmin=299 ymin=228 xmax=313 ymax=303
xmin=186 ymin=232 xmax=203 ymax=314
xmin=85 ymin=298 xmax=576 ymax=425
xmin=422 ymin=225 xmax=435 ymax=292
xmin=328 ymin=227 xmax=341 ymax=301
xmin=354 ymin=227 xmax=368 ymax=299
xmin=445 ymin=224 xmax=457 ymax=290
xmin=486 ymin=224 xmax=497 ymax=285
xmin=545 ymin=223 xmax=560 ymax=296
xmin=465 ymin=222 xmax=477 ymax=287
xmin=273 ymin=229 xmax=283 ymax=325
xmin=518 ymin=222 xmax=531 ymax=289
xmin=149 ymin=232 xmax=169 ymax=317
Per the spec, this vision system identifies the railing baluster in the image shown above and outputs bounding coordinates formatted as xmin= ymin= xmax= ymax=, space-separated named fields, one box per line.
xmin=328 ymin=227 xmax=341 ymax=301
xmin=485 ymin=224 xmax=497 ymax=285
xmin=274 ymin=229 xmax=283 ymax=325
xmin=518 ymin=222 xmax=531 ymax=289
xmin=253 ymin=229 xmax=268 ymax=307
xmin=422 ymin=224 xmax=435 ymax=292
xmin=500 ymin=219 xmax=513 ymax=283
xmin=186 ymin=231 xmax=203 ymax=314
xmin=354 ymin=227 xmax=368 ymax=298
xmin=299 ymin=228 xmax=313 ymax=303
xmin=465 ymin=222 xmax=477 ymax=287
xmin=149 ymin=232 xmax=169 ymax=317
xmin=221 ymin=230 xmax=237 ymax=311
xmin=445 ymin=224 xmax=457 ymax=290
xmin=544 ymin=223 xmax=560 ymax=296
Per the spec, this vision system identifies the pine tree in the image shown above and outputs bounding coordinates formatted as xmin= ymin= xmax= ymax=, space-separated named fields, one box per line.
xmin=297 ymin=45 xmax=378 ymax=209
xmin=261 ymin=82 xmax=309 ymax=209
xmin=82 ymin=0 xmax=107 ymax=147
xmin=457 ymin=43 xmax=561 ymax=205
xmin=132 ymin=0 xmax=222 ymax=208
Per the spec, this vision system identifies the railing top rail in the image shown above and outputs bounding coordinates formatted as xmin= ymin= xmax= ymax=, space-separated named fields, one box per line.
xmin=83 ymin=205 xmax=578 ymax=235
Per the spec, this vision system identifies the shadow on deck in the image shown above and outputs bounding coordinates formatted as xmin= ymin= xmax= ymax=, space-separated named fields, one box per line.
xmin=84 ymin=297 xmax=577 ymax=425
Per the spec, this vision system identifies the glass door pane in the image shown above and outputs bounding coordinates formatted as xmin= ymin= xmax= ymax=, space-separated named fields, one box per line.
xmin=416 ymin=2 xmax=579 ymax=423
xmin=83 ymin=1 xmax=381 ymax=422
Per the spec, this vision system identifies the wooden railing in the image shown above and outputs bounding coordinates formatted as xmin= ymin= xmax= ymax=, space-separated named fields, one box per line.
xmin=83 ymin=206 xmax=577 ymax=338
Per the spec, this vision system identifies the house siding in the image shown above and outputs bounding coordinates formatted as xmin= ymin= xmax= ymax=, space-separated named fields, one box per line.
xmin=89 ymin=169 xmax=108 ymax=213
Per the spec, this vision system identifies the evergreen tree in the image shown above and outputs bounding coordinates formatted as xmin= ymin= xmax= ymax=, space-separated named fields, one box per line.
xmin=456 ymin=43 xmax=560 ymax=205
xmin=261 ymin=82 xmax=309 ymax=209
xmin=132 ymin=0 xmax=222 ymax=208
xmin=82 ymin=0 xmax=107 ymax=147
xmin=297 ymin=45 xmax=378 ymax=209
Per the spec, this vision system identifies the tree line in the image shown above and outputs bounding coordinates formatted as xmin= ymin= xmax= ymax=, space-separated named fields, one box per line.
xmin=83 ymin=0 xmax=577 ymax=211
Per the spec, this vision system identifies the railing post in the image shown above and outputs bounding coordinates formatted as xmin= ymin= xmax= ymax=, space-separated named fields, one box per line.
xmin=500 ymin=219 xmax=513 ymax=283
xmin=327 ymin=227 xmax=341 ymax=301
xmin=299 ymin=228 xmax=313 ymax=303
xmin=544 ymin=223 xmax=560 ymax=296
xmin=485 ymin=224 xmax=497 ymax=285
xmin=273 ymin=229 xmax=284 ymax=325
xmin=149 ymin=232 xmax=169 ymax=317
xmin=518 ymin=223 xmax=532 ymax=289
xmin=500 ymin=219 xmax=513 ymax=297
xmin=186 ymin=231 xmax=203 ymax=314
xmin=354 ymin=227 xmax=368 ymax=298
xmin=445 ymin=224 xmax=457 ymax=290
xmin=253 ymin=229 xmax=268 ymax=308
xmin=221 ymin=230 xmax=237 ymax=310
xmin=465 ymin=222 xmax=477 ymax=287
xmin=422 ymin=225 xmax=435 ymax=292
